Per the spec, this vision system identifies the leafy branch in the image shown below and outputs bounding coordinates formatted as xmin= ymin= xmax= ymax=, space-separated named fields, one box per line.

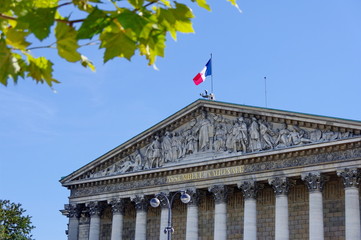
xmin=0 ymin=0 xmax=238 ymax=87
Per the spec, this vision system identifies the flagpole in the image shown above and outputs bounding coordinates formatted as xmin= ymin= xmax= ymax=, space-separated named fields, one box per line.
xmin=210 ymin=53 xmax=213 ymax=94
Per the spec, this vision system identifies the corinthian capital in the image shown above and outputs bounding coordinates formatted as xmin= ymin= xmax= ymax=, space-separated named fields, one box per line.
xmin=131 ymin=195 xmax=148 ymax=212
xmin=186 ymin=188 xmax=201 ymax=206
xmin=268 ymin=177 xmax=295 ymax=196
xmin=108 ymin=199 xmax=125 ymax=215
xmin=302 ymin=172 xmax=329 ymax=192
xmin=208 ymin=185 xmax=229 ymax=204
xmin=337 ymin=168 xmax=361 ymax=188
xmin=86 ymin=202 xmax=103 ymax=217
xmin=238 ymin=181 xmax=264 ymax=199
xmin=64 ymin=204 xmax=81 ymax=218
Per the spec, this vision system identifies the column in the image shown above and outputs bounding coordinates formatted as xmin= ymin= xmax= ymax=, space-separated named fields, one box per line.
xmin=108 ymin=199 xmax=125 ymax=240
xmin=186 ymin=188 xmax=200 ymax=240
xmin=209 ymin=185 xmax=229 ymax=239
xmin=337 ymin=168 xmax=361 ymax=240
xmin=87 ymin=202 xmax=103 ymax=240
xmin=131 ymin=195 xmax=148 ymax=240
xmin=302 ymin=172 xmax=329 ymax=240
xmin=65 ymin=204 xmax=81 ymax=240
xmin=159 ymin=193 xmax=169 ymax=240
xmin=269 ymin=177 xmax=295 ymax=240
xmin=238 ymin=181 xmax=263 ymax=240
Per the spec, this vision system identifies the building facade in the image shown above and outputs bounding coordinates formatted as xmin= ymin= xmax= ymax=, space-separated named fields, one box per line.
xmin=60 ymin=100 xmax=361 ymax=240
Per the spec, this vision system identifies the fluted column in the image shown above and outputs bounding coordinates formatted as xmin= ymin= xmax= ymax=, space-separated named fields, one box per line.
xmin=186 ymin=188 xmax=200 ymax=240
xmin=238 ymin=181 xmax=263 ymax=240
xmin=269 ymin=177 xmax=295 ymax=240
xmin=65 ymin=204 xmax=81 ymax=240
xmin=131 ymin=195 xmax=148 ymax=240
xmin=87 ymin=202 xmax=103 ymax=240
xmin=338 ymin=168 xmax=361 ymax=240
xmin=209 ymin=185 xmax=229 ymax=240
xmin=108 ymin=199 xmax=125 ymax=240
xmin=302 ymin=172 xmax=329 ymax=240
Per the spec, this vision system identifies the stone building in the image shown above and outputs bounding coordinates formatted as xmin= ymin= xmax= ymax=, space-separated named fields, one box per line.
xmin=60 ymin=99 xmax=361 ymax=240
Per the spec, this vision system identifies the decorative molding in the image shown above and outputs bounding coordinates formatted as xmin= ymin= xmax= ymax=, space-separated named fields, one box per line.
xmin=238 ymin=181 xmax=264 ymax=199
xmin=131 ymin=195 xmax=148 ymax=212
xmin=208 ymin=185 xmax=229 ymax=204
xmin=337 ymin=168 xmax=361 ymax=188
xmin=269 ymin=177 xmax=296 ymax=196
xmin=302 ymin=172 xmax=329 ymax=192
xmin=108 ymin=199 xmax=125 ymax=215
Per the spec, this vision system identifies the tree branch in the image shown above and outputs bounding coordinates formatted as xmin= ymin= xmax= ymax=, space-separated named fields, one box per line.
xmin=0 ymin=13 xmax=17 ymax=21
xmin=57 ymin=2 xmax=72 ymax=8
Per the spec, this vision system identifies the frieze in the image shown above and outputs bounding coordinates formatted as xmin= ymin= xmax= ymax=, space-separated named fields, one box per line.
xmin=83 ymin=112 xmax=356 ymax=179
xmin=70 ymin=147 xmax=361 ymax=198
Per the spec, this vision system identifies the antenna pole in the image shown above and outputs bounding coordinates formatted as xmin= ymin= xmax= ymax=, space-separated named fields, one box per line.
xmin=264 ymin=76 xmax=268 ymax=107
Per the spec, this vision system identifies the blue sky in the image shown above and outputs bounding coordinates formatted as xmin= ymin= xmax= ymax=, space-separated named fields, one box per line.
xmin=1 ymin=0 xmax=361 ymax=239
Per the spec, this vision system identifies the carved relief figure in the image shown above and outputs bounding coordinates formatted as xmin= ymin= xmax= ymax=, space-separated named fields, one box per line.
xmin=234 ymin=117 xmax=249 ymax=153
xmin=162 ymin=132 xmax=172 ymax=163
xmin=146 ymin=136 xmax=162 ymax=168
xmin=249 ymin=117 xmax=262 ymax=152
xmin=171 ymin=132 xmax=182 ymax=161
xmin=184 ymin=129 xmax=197 ymax=155
xmin=259 ymin=120 xmax=274 ymax=150
xmin=214 ymin=124 xmax=227 ymax=152
xmin=196 ymin=111 xmax=214 ymax=151
xmin=275 ymin=124 xmax=291 ymax=148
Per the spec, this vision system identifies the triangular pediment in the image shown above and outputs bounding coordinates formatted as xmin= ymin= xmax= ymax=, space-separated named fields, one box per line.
xmin=60 ymin=100 xmax=361 ymax=185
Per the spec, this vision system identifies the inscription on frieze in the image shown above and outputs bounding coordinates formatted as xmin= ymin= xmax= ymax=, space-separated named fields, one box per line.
xmin=166 ymin=165 xmax=244 ymax=183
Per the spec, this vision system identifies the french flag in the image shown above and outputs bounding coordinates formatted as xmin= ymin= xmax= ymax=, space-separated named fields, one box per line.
xmin=193 ymin=59 xmax=212 ymax=85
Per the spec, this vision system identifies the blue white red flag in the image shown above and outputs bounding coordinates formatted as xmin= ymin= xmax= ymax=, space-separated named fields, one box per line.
xmin=193 ymin=59 xmax=212 ymax=85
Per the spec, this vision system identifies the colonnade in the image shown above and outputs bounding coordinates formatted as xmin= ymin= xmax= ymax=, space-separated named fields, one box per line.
xmin=65 ymin=168 xmax=361 ymax=240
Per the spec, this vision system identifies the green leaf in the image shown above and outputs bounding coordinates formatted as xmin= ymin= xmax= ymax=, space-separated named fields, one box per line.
xmin=5 ymin=28 xmax=30 ymax=50
xmin=77 ymin=7 xmax=111 ymax=40
xmin=0 ymin=40 xmax=15 ymax=85
xmin=116 ymin=9 xmax=149 ymax=37
xmin=81 ymin=55 xmax=96 ymax=72
xmin=194 ymin=0 xmax=211 ymax=11
xmin=26 ymin=54 xmax=59 ymax=86
xmin=100 ymin=28 xmax=137 ymax=62
xmin=55 ymin=22 xmax=82 ymax=62
xmin=18 ymin=7 xmax=56 ymax=41
xmin=128 ymin=0 xmax=144 ymax=8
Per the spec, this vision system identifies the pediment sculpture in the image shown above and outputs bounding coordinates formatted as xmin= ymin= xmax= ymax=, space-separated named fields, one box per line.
xmin=87 ymin=111 xmax=354 ymax=179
